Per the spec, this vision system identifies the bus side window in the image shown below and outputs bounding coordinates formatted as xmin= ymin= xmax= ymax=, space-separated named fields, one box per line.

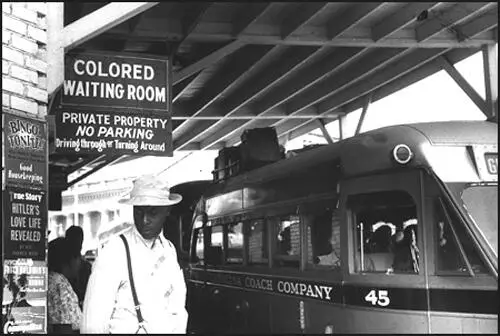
xmin=306 ymin=208 xmax=341 ymax=269
xmin=226 ymin=222 xmax=244 ymax=264
xmin=206 ymin=225 xmax=224 ymax=266
xmin=435 ymin=198 xmax=488 ymax=275
xmin=348 ymin=191 xmax=419 ymax=274
xmin=247 ymin=219 xmax=268 ymax=264
xmin=274 ymin=215 xmax=300 ymax=268
xmin=194 ymin=228 xmax=205 ymax=264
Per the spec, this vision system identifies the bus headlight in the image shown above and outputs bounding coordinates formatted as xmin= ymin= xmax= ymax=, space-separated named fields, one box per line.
xmin=393 ymin=144 xmax=413 ymax=164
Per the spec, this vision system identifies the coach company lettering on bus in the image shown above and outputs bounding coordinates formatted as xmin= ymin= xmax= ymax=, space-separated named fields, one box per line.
xmin=179 ymin=121 xmax=497 ymax=334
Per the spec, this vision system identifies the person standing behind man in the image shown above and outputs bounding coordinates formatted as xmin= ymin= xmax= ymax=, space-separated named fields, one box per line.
xmin=47 ymin=237 xmax=82 ymax=332
xmin=81 ymin=175 xmax=188 ymax=334
xmin=65 ymin=226 xmax=92 ymax=309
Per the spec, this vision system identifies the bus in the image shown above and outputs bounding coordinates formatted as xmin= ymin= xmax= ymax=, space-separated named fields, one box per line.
xmin=162 ymin=180 xmax=212 ymax=265
xmin=183 ymin=121 xmax=497 ymax=334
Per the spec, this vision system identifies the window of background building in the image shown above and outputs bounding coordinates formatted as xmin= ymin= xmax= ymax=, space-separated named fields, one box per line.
xmin=227 ymin=222 xmax=244 ymax=264
xmin=248 ymin=219 xmax=268 ymax=264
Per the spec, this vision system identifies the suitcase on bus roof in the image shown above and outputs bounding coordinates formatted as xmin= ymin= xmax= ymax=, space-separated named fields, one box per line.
xmin=240 ymin=127 xmax=283 ymax=171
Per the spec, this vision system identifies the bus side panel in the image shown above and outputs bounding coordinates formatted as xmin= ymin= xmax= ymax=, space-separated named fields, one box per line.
xmin=186 ymin=279 xmax=205 ymax=333
xmin=429 ymin=313 xmax=498 ymax=333
xmin=304 ymin=301 xmax=344 ymax=334
xmin=269 ymin=296 xmax=303 ymax=333
xmin=201 ymin=281 xmax=272 ymax=334
xmin=240 ymin=290 xmax=271 ymax=334
xmin=340 ymin=306 xmax=428 ymax=333
xmin=202 ymin=282 xmax=232 ymax=333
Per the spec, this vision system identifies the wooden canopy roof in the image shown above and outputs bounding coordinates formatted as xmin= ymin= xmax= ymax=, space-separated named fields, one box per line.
xmin=51 ymin=2 xmax=498 ymax=187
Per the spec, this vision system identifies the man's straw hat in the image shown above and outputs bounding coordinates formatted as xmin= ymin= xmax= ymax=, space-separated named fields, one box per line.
xmin=118 ymin=175 xmax=182 ymax=206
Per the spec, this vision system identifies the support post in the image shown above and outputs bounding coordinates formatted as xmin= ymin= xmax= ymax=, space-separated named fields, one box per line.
xmin=47 ymin=3 xmax=64 ymax=96
xmin=355 ymin=94 xmax=372 ymax=135
xmin=316 ymin=119 xmax=334 ymax=144
xmin=62 ymin=2 xmax=159 ymax=51
xmin=439 ymin=56 xmax=488 ymax=117
xmin=482 ymin=44 xmax=498 ymax=119
xmin=338 ymin=116 xmax=345 ymax=140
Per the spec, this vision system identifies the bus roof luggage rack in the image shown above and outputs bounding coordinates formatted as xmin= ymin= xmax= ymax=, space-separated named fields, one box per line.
xmin=212 ymin=127 xmax=284 ymax=183
xmin=212 ymin=146 xmax=241 ymax=183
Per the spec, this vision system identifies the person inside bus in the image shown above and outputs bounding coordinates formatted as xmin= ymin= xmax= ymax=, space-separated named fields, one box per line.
xmin=316 ymin=237 xmax=340 ymax=267
xmin=278 ymin=226 xmax=292 ymax=255
xmin=81 ymin=175 xmax=188 ymax=334
xmin=391 ymin=224 xmax=419 ymax=273
xmin=312 ymin=210 xmax=340 ymax=267
xmin=364 ymin=224 xmax=394 ymax=272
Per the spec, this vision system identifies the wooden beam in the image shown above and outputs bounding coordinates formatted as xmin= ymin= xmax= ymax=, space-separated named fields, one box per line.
xmin=280 ymin=48 xmax=449 ymax=139
xmin=47 ymin=2 xmax=64 ymax=96
xmin=287 ymin=48 xmax=408 ymax=117
xmin=457 ymin=8 xmax=498 ymax=41
xmin=195 ymin=47 xmax=366 ymax=150
xmin=482 ymin=44 xmax=498 ymax=118
xmin=174 ymin=46 xmax=321 ymax=150
xmin=207 ymin=10 xmax=492 ymax=150
xmin=232 ymin=3 xmax=272 ymax=37
xmin=67 ymin=156 xmax=122 ymax=187
xmin=172 ymin=40 xmax=246 ymax=84
xmin=62 ymin=2 xmax=159 ymax=51
xmin=343 ymin=48 xmax=479 ymax=114
xmin=285 ymin=47 xmax=478 ymax=141
xmin=327 ymin=2 xmax=385 ymax=40
xmin=171 ymin=113 xmax=341 ymax=120
xmin=318 ymin=49 xmax=444 ymax=115
xmin=415 ymin=2 xmax=493 ymax=42
xmin=128 ymin=13 xmax=144 ymax=34
xmin=176 ymin=2 xmax=212 ymax=49
xmin=372 ymin=2 xmax=440 ymax=41
xmin=97 ymin=19 xmax=497 ymax=48
xmin=281 ymin=3 xmax=329 ymax=39
xmin=256 ymin=48 xmax=367 ymax=116
xmin=173 ymin=45 xmax=274 ymax=139
xmin=439 ymin=56 xmax=488 ymax=116
xmin=355 ymin=94 xmax=372 ymax=135
xmin=172 ymin=73 xmax=199 ymax=103
xmin=316 ymin=119 xmax=334 ymax=144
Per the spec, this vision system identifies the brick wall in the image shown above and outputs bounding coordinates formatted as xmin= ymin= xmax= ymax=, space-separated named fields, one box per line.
xmin=2 ymin=2 xmax=48 ymax=118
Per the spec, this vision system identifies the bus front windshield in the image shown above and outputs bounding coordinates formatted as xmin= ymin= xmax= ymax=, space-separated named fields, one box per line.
xmin=460 ymin=184 xmax=498 ymax=257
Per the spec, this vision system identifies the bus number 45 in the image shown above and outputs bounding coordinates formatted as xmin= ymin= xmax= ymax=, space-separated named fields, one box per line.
xmin=364 ymin=290 xmax=390 ymax=307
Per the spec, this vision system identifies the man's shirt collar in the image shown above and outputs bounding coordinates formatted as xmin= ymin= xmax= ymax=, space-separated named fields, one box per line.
xmin=131 ymin=225 xmax=165 ymax=249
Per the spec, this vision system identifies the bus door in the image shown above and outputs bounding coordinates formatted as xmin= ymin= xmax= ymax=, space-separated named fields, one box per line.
xmin=339 ymin=170 xmax=429 ymax=334
xmin=422 ymin=173 xmax=498 ymax=334
xmin=186 ymin=215 xmax=208 ymax=333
